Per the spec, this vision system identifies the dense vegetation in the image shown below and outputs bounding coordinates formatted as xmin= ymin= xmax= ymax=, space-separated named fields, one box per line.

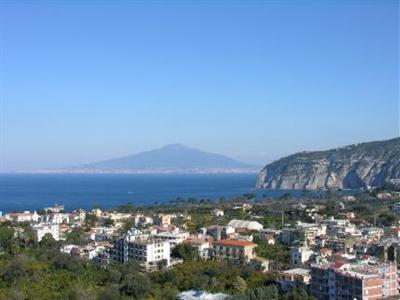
xmin=0 ymin=219 xmax=313 ymax=300
xmin=0 ymin=240 xmax=310 ymax=300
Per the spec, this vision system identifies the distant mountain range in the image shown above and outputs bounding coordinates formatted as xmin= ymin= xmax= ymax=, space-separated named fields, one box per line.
xmin=54 ymin=144 xmax=258 ymax=174
xmin=257 ymin=137 xmax=400 ymax=190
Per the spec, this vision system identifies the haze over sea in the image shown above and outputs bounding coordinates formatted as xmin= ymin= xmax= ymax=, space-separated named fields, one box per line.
xmin=0 ymin=173 xmax=291 ymax=213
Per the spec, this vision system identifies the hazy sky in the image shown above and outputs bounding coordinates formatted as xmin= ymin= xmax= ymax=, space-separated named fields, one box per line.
xmin=1 ymin=0 xmax=399 ymax=170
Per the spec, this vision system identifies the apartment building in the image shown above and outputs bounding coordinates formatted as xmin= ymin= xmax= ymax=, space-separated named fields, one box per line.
xmin=111 ymin=234 xmax=170 ymax=271
xmin=154 ymin=231 xmax=190 ymax=248
xmin=211 ymin=239 xmax=256 ymax=263
xmin=291 ymin=244 xmax=314 ymax=266
xmin=310 ymin=260 xmax=398 ymax=300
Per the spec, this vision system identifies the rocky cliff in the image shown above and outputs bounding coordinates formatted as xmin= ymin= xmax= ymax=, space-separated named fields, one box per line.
xmin=257 ymin=138 xmax=400 ymax=190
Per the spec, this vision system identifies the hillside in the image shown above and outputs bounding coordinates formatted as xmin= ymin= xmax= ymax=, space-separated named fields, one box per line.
xmin=257 ymin=137 xmax=400 ymax=190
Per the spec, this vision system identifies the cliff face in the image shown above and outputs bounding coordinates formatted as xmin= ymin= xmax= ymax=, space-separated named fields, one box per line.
xmin=257 ymin=138 xmax=400 ymax=190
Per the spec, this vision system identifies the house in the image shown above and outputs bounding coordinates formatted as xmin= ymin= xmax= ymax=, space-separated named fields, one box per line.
xmin=211 ymin=239 xmax=257 ymax=263
xmin=155 ymin=214 xmax=176 ymax=226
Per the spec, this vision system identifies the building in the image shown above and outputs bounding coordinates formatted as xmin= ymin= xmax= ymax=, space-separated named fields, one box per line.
xmin=211 ymin=239 xmax=257 ymax=263
xmin=155 ymin=214 xmax=176 ymax=226
xmin=32 ymin=224 xmax=60 ymax=242
xmin=43 ymin=213 xmax=70 ymax=224
xmin=207 ymin=225 xmax=235 ymax=241
xmin=310 ymin=260 xmax=398 ymax=300
xmin=361 ymin=227 xmax=383 ymax=240
xmin=280 ymin=227 xmax=297 ymax=245
xmin=324 ymin=217 xmax=361 ymax=238
xmin=111 ymin=234 xmax=170 ymax=271
xmin=44 ymin=204 xmax=65 ymax=213
xmin=324 ymin=237 xmax=356 ymax=254
xmin=227 ymin=219 xmax=263 ymax=232
xmin=184 ymin=237 xmax=211 ymax=259
xmin=291 ymin=244 xmax=314 ymax=266
xmin=6 ymin=211 xmax=39 ymax=223
xmin=70 ymin=209 xmax=86 ymax=222
xmin=279 ymin=268 xmax=311 ymax=292
xmin=133 ymin=214 xmax=153 ymax=226
xmin=154 ymin=231 xmax=190 ymax=248
xmin=293 ymin=222 xmax=326 ymax=245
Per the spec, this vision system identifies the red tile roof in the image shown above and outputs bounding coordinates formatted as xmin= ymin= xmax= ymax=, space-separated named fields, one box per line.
xmin=333 ymin=259 xmax=347 ymax=269
xmin=212 ymin=239 xmax=256 ymax=247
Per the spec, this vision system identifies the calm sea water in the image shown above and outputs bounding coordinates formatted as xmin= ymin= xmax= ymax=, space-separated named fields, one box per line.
xmin=0 ymin=173 xmax=294 ymax=213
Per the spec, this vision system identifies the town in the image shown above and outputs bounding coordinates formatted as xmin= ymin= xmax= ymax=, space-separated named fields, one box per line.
xmin=1 ymin=185 xmax=400 ymax=299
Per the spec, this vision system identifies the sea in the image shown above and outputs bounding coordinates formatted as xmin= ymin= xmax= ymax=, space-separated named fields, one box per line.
xmin=0 ymin=174 xmax=360 ymax=213
xmin=0 ymin=173 xmax=298 ymax=213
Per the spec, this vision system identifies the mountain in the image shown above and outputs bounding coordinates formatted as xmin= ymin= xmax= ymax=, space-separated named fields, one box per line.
xmin=257 ymin=137 xmax=400 ymax=190
xmin=62 ymin=144 xmax=257 ymax=174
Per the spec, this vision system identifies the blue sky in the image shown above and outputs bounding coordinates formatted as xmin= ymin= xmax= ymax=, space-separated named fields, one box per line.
xmin=0 ymin=0 xmax=398 ymax=170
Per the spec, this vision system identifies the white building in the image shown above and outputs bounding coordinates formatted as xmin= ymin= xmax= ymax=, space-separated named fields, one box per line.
xmin=44 ymin=213 xmax=70 ymax=224
xmin=155 ymin=231 xmax=190 ymax=248
xmin=133 ymin=214 xmax=153 ymax=226
xmin=112 ymin=235 xmax=170 ymax=271
xmin=44 ymin=204 xmax=65 ymax=213
xmin=184 ymin=238 xmax=211 ymax=259
xmin=32 ymin=224 xmax=60 ymax=242
xmin=290 ymin=245 xmax=314 ymax=266
xmin=6 ymin=211 xmax=40 ymax=223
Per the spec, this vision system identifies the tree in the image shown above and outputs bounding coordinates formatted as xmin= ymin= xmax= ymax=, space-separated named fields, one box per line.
xmin=2 ymin=254 xmax=29 ymax=285
xmin=39 ymin=233 xmax=58 ymax=249
xmin=103 ymin=218 xmax=115 ymax=227
xmin=65 ymin=228 xmax=87 ymax=246
xmin=171 ymin=244 xmax=199 ymax=261
xmin=281 ymin=288 xmax=315 ymax=300
xmin=117 ymin=202 xmax=135 ymax=213
xmin=232 ymin=275 xmax=247 ymax=294
xmin=84 ymin=213 xmax=99 ymax=230
xmin=234 ymin=285 xmax=279 ymax=300
xmin=0 ymin=224 xmax=14 ymax=253
xmin=120 ymin=273 xmax=152 ymax=299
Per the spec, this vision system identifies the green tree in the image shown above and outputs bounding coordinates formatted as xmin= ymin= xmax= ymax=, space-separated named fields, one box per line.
xmin=120 ymin=273 xmax=152 ymax=299
xmin=171 ymin=244 xmax=199 ymax=261
xmin=39 ymin=233 xmax=58 ymax=249
xmin=232 ymin=275 xmax=247 ymax=294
